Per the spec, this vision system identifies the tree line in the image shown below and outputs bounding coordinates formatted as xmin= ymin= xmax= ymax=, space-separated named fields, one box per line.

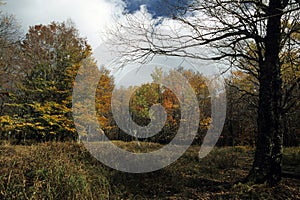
xmin=0 ymin=10 xmax=299 ymax=147
xmin=1 ymin=1 xmax=300 ymax=185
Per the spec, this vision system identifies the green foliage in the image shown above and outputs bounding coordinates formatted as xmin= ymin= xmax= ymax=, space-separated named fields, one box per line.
xmin=1 ymin=21 xmax=92 ymax=143
xmin=108 ymin=67 xmax=211 ymax=144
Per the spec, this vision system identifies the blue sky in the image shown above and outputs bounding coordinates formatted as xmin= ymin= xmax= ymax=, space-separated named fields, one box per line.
xmin=121 ymin=0 xmax=193 ymax=18
xmin=1 ymin=0 xmax=222 ymax=85
xmin=1 ymin=0 xmax=193 ymax=48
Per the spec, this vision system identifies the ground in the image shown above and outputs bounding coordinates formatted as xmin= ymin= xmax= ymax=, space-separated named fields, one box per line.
xmin=0 ymin=141 xmax=299 ymax=199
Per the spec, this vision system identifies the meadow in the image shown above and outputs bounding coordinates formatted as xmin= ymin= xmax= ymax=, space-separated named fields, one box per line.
xmin=0 ymin=141 xmax=299 ymax=199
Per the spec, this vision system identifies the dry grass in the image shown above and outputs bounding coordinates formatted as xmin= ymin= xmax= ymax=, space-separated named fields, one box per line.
xmin=0 ymin=141 xmax=299 ymax=199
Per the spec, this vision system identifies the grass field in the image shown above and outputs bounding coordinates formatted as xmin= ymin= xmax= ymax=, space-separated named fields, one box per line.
xmin=0 ymin=141 xmax=299 ymax=199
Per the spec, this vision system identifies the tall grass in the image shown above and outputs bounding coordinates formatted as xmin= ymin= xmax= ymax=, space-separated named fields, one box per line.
xmin=0 ymin=142 xmax=111 ymax=200
xmin=0 ymin=142 xmax=299 ymax=199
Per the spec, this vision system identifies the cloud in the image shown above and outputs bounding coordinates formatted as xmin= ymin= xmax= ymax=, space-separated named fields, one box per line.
xmin=2 ymin=0 xmax=123 ymax=47
xmin=94 ymin=6 xmax=223 ymax=81
xmin=1 ymin=0 xmax=194 ymax=48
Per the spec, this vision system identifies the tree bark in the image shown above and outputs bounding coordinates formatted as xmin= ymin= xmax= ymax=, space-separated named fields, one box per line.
xmin=246 ymin=0 xmax=284 ymax=185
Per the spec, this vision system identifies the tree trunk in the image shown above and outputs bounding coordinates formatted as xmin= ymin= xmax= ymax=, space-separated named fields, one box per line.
xmin=246 ymin=0 xmax=284 ymax=185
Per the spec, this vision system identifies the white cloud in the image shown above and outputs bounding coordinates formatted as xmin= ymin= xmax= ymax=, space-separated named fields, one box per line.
xmin=2 ymin=0 xmax=226 ymax=76
xmin=2 ymin=0 xmax=124 ymax=48
xmin=93 ymin=7 xmax=223 ymax=84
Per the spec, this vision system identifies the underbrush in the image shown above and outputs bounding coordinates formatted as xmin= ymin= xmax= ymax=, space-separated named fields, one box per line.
xmin=0 ymin=142 xmax=111 ymax=199
xmin=283 ymin=147 xmax=300 ymax=174
xmin=0 ymin=142 xmax=299 ymax=199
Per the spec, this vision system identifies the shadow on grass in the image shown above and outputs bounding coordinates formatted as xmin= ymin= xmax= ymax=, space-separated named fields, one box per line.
xmin=1 ymin=142 xmax=299 ymax=199
xmin=109 ymin=168 xmax=235 ymax=199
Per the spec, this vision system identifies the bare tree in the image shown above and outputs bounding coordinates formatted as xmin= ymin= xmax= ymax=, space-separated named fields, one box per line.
xmin=0 ymin=12 xmax=22 ymax=115
xmin=107 ymin=0 xmax=300 ymax=185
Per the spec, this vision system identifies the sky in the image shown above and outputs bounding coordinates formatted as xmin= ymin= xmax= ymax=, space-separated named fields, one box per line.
xmin=122 ymin=0 xmax=193 ymax=18
xmin=2 ymin=0 xmax=123 ymax=48
xmin=2 ymin=0 xmax=222 ymax=84
xmin=2 ymin=0 xmax=192 ymax=48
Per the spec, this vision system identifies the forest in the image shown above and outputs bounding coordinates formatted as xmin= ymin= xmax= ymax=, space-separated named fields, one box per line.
xmin=0 ymin=19 xmax=298 ymax=146
xmin=0 ymin=0 xmax=300 ymax=199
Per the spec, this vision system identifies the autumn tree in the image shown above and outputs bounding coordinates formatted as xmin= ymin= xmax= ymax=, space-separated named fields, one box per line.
xmin=279 ymin=22 xmax=300 ymax=146
xmin=72 ymin=58 xmax=114 ymax=142
xmin=0 ymin=8 xmax=23 ymax=140
xmin=7 ymin=21 xmax=92 ymax=142
xmin=223 ymin=71 xmax=258 ymax=146
xmin=224 ymin=67 xmax=299 ymax=147
xmin=110 ymin=67 xmax=210 ymax=144
xmin=225 ymin=20 xmax=300 ymax=146
xmin=221 ymin=17 xmax=300 ymax=147
xmin=0 ymin=13 xmax=22 ymax=112
xmin=95 ymin=66 xmax=115 ymax=135
xmin=107 ymin=0 xmax=300 ymax=184
xmin=110 ymin=85 xmax=137 ymax=141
